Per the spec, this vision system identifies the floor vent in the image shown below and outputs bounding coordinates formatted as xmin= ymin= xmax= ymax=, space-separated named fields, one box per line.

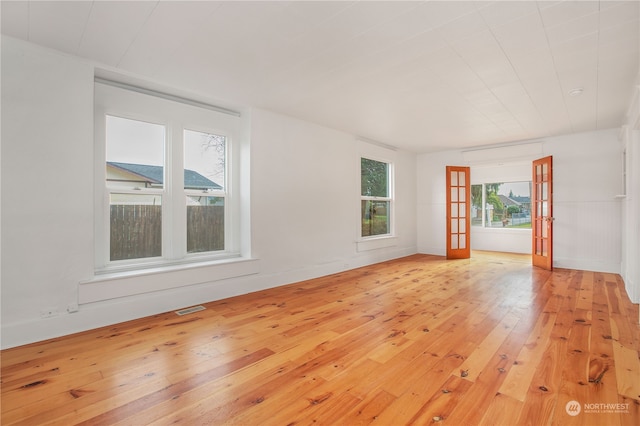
xmin=175 ymin=305 xmax=206 ymax=316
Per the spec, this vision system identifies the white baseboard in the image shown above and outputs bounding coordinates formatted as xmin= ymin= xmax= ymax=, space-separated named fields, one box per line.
xmin=1 ymin=246 xmax=417 ymax=349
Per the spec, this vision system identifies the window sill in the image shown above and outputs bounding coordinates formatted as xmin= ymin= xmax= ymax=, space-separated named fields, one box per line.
xmin=472 ymin=226 xmax=532 ymax=233
xmin=80 ymin=256 xmax=260 ymax=304
xmin=357 ymin=235 xmax=397 ymax=252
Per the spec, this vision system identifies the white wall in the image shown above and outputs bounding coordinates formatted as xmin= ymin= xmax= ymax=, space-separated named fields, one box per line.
xmin=621 ymin=81 xmax=640 ymax=306
xmin=416 ymin=151 xmax=536 ymax=255
xmin=417 ymin=129 xmax=624 ymax=274
xmin=1 ymin=34 xmax=633 ymax=347
xmin=0 ymin=38 xmax=417 ymax=348
xmin=470 ymin=161 xmax=532 ymax=254
xmin=250 ymin=109 xmax=417 ymax=282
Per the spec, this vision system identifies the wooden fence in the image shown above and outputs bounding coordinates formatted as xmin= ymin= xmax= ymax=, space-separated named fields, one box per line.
xmin=110 ymin=205 xmax=224 ymax=261
xmin=187 ymin=205 xmax=224 ymax=253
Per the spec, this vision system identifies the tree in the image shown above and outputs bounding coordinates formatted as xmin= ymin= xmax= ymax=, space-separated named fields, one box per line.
xmin=484 ymin=183 xmax=503 ymax=214
xmin=507 ymin=205 xmax=520 ymax=216
xmin=361 ymin=158 xmax=387 ymax=196
xmin=486 ymin=192 xmax=504 ymax=214
xmin=471 ymin=185 xmax=483 ymax=209
xmin=486 ymin=183 xmax=501 ymax=194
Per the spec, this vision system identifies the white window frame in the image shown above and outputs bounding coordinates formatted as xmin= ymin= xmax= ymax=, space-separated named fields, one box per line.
xmin=94 ymin=80 xmax=241 ymax=273
xmin=470 ymin=181 xmax=533 ymax=230
xmin=360 ymin=157 xmax=394 ymax=238
xmin=357 ymin=141 xmax=397 ymax=251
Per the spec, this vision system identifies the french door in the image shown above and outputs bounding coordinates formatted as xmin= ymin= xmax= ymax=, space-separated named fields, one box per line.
xmin=446 ymin=166 xmax=470 ymax=259
xmin=532 ymin=156 xmax=553 ymax=270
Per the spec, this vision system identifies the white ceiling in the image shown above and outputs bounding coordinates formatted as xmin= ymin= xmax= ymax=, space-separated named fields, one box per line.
xmin=2 ymin=1 xmax=639 ymax=152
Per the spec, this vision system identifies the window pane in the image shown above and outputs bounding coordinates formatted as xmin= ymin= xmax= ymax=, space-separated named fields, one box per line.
xmin=471 ymin=184 xmax=482 ymax=227
xmin=361 ymin=158 xmax=388 ymax=197
xmin=459 ymin=234 xmax=466 ymax=250
xmin=451 ymin=234 xmax=458 ymax=249
xmin=451 ymin=203 xmax=458 ymax=218
xmin=484 ymin=181 xmax=531 ymax=228
xmin=451 ymin=187 xmax=458 ymax=202
xmin=106 ymin=116 xmax=165 ymax=190
xmin=110 ymin=194 xmax=162 ymax=261
xmin=458 ymin=171 xmax=465 ymax=185
xmin=361 ymin=200 xmax=390 ymax=237
xmin=451 ymin=218 xmax=458 ymax=233
xmin=451 ymin=171 xmax=458 ymax=186
xmin=187 ymin=196 xmax=224 ymax=253
xmin=184 ymin=129 xmax=225 ymax=191
xmin=459 ymin=202 xmax=466 ymax=218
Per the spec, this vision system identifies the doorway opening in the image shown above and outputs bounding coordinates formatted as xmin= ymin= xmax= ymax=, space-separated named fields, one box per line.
xmin=446 ymin=156 xmax=553 ymax=269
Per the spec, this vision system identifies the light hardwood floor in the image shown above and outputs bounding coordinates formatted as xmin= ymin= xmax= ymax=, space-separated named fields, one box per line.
xmin=2 ymin=252 xmax=639 ymax=425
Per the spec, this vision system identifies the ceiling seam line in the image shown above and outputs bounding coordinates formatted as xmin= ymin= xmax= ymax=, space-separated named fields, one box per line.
xmin=115 ymin=0 xmax=160 ymax=68
xmin=536 ymin=2 xmax=575 ymax=134
xmin=76 ymin=1 xmax=95 ymax=55
xmin=482 ymin=4 xmax=551 ymax=138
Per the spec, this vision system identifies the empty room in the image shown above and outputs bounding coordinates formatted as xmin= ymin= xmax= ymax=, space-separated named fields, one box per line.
xmin=1 ymin=1 xmax=639 ymax=425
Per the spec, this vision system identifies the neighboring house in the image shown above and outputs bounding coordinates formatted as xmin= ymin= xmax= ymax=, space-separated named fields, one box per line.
xmin=107 ymin=161 xmax=222 ymax=191
xmin=497 ymin=194 xmax=532 ymax=227
xmin=511 ymin=195 xmax=531 ymax=212
xmin=498 ymin=194 xmax=523 ymax=212
xmin=107 ymin=162 xmax=222 ymax=205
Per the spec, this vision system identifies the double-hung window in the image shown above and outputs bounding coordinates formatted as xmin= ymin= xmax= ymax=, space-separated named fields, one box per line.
xmin=94 ymin=80 xmax=240 ymax=272
xmin=360 ymin=157 xmax=393 ymax=237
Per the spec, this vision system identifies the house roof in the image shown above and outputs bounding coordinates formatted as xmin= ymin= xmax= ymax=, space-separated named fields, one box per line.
xmin=511 ymin=196 xmax=531 ymax=204
xmin=107 ymin=162 xmax=222 ymax=190
xmin=498 ymin=194 xmax=522 ymax=208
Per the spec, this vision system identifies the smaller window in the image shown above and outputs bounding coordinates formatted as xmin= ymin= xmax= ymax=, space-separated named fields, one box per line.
xmin=361 ymin=157 xmax=392 ymax=237
xmin=472 ymin=182 xmax=531 ymax=228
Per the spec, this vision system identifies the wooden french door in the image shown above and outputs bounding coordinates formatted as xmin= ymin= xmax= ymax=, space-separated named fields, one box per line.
xmin=446 ymin=166 xmax=470 ymax=259
xmin=532 ymin=156 xmax=553 ymax=270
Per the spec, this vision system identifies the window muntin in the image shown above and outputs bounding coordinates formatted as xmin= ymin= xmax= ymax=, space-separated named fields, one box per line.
xmin=471 ymin=181 xmax=532 ymax=228
xmin=361 ymin=157 xmax=392 ymax=237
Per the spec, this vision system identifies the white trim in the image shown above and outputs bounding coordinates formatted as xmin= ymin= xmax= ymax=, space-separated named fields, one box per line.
xmin=356 ymin=135 xmax=398 ymax=151
xmin=462 ymin=142 xmax=543 ymax=165
xmin=358 ymin=139 xmax=397 ymax=243
xmin=94 ymin=80 xmax=241 ymax=273
xmin=81 ymin=257 xmax=260 ymax=303
xmin=357 ymin=236 xmax=398 ymax=252
xmin=94 ymin=77 xmax=241 ymax=117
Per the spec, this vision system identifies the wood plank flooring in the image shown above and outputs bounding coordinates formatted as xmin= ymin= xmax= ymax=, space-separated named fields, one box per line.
xmin=2 ymin=252 xmax=639 ymax=425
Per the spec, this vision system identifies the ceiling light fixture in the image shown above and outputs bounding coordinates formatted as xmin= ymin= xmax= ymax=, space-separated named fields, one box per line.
xmin=568 ymin=88 xmax=584 ymax=96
